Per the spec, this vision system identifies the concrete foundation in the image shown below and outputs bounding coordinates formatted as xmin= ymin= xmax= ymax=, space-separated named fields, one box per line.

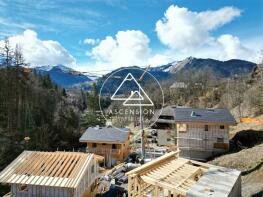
xmin=179 ymin=149 xmax=226 ymax=161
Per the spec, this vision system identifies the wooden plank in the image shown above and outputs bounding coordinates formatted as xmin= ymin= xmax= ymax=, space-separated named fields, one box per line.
xmin=15 ymin=152 xmax=38 ymax=174
xmin=50 ymin=153 xmax=77 ymax=187
xmin=32 ymin=153 xmax=52 ymax=175
xmin=68 ymin=155 xmax=86 ymax=180
xmin=45 ymin=153 xmax=68 ymax=186
xmin=49 ymin=153 xmax=69 ymax=177
xmin=174 ymin=168 xmax=202 ymax=190
xmin=26 ymin=152 xmax=49 ymax=175
xmin=63 ymin=155 xmax=80 ymax=183
xmin=59 ymin=154 xmax=78 ymax=178
xmin=155 ymin=186 xmax=159 ymax=197
xmin=149 ymin=159 xmax=188 ymax=179
xmin=38 ymin=152 xmax=60 ymax=175
xmin=141 ymin=175 xmax=175 ymax=191
xmin=43 ymin=153 xmax=66 ymax=177
xmin=126 ymin=151 xmax=179 ymax=176
xmin=128 ymin=176 xmax=132 ymax=197
xmin=0 ymin=151 xmax=30 ymax=183
xmin=16 ymin=152 xmax=49 ymax=184
xmin=32 ymin=153 xmax=69 ymax=187
xmin=28 ymin=153 xmax=54 ymax=185
xmin=64 ymin=154 xmax=87 ymax=188
xmin=11 ymin=152 xmax=40 ymax=184
xmin=71 ymin=154 xmax=94 ymax=188
xmin=147 ymin=162 xmax=188 ymax=182
xmin=189 ymin=160 xmax=211 ymax=169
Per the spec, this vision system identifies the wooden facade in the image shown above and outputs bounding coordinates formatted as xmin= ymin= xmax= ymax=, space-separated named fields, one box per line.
xmin=85 ymin=139 xmax=130 ymax=167
xmin=177 ymin=122 xmax=230 ymax=160
xmin=80 ymin=126 xmax=130 ymax=167
xmin=173 ymin=107 xmax=236 ymax=160
xmin=0 ymin=151 xmax=100 ymax=197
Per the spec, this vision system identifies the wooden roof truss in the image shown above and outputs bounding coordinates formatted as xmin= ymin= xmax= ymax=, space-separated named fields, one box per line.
xmin=126 ymin=151 xmax=209 ymax=197
xmin=0 ymin=151 xmax=94 ymax=189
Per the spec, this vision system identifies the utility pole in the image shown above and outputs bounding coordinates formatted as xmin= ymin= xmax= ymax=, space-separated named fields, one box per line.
xmin=102 ymin=65 xmax=151 ymax=160
xmin=138 ymin=65 xmax=150 ymax=160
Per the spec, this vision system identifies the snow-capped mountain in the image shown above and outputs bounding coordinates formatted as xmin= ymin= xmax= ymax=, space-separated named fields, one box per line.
xmin=35 ymin=65 xmax=54 ymax=72
xmin=150 ymin=57 xmax=256 ymax=77
xmin=35 ymin=64 xmax=92 ymax=88
xmin=36 ymin=64 xmax=74 ymax=72
xmin=34 ymin=57 xmax=256 ymax=90
xmin=148 ymin=61 xmax=177 ymax=73
xmin=97 ymin=57 xmax=256 ymax=92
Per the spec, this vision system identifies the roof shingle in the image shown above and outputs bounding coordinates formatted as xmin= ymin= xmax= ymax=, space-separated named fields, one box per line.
xmin=79 ymin=126 xmax=130 ymax=143
xmin=174 ymin=107 xmax=236 ymax=124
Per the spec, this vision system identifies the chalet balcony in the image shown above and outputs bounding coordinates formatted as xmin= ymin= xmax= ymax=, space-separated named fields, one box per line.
xmin=86 ymin=147 xmax=121 ymax=155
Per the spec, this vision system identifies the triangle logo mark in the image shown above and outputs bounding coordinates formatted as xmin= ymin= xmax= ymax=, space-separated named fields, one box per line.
xmin=111 ymin=73 xmax=140 ymax=100
xmin=123 ymin=91 xmax=154 ymax=106
xmin=111 ymin=73 xmax=154 ymax=106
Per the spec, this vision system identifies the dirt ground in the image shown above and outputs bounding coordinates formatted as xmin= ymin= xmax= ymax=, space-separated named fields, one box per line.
xmin=242 ymin=165 xmax=263 ymax=197
xmin=209 ymin=143 xmax=263 ymax=197
xmin=210 ymin=120 xmax=263 ymax=197
xmin=229 ymin=115 xmax=263 ymax=139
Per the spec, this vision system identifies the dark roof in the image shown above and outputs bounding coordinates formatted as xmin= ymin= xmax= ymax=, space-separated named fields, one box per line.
xmin=79 ymin=126 xmax=130 ymax=143
xmin=151 ymin=106 xmax=176 ymax=124
xmin=174 ymin=107 xmax=236 ymax=124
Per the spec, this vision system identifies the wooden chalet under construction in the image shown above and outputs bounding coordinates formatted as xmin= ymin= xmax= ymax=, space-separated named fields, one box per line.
xmin=174 ymin=107 xmax=236 ymax=160
xmin=0 ymin=151 xmax=100 ymax=197
xmin=126 ymin=151 xmax=241 ymax=197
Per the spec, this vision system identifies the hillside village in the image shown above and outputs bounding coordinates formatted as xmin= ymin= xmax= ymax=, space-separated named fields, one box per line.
xmin=0 ymin=44 xmax=262 ymax=196
xmin=0 ymin=1 xmax=263 ymax=194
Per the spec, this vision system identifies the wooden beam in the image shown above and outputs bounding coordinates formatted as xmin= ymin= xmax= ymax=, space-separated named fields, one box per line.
xmin=126 ymin=151 xmax=179 ymax=176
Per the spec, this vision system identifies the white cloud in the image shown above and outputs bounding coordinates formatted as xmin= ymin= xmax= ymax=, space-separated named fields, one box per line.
xmin=1 ymin=29 xmax=76 ymax=67
xmin=80 ymin=4 xmax=261 ymax=72
xmin=217 ymin=34 xmax=260 ymax=62
xmin=217 ymin=34 xmax=258 ymax=62
xmin=83 ymin=38 xmax=100 ymax=45
xmin=147 ymin=53 xmax=174 ymax=66
xmin=156 ymin=5 xmax=241 ymax=50
xmin=87 ymin=30 xmax=151 ymax=70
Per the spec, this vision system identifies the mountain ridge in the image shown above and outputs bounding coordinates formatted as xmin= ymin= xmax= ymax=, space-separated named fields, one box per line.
xmin=151 ymin=57 xmax=256 ymax=77
xmin=34 ymin=57 xmax=257 ymax=89
xmin=34 ymin=64 xmax=92 ymax=88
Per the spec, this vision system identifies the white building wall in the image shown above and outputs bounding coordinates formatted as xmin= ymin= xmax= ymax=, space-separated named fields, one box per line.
xmin=11 ymin=184 xmax=72 ymax=197
xmin=178 ymin=123 xmax=229 ymax=160
xmin=75 ymin=158 xmax=100 ymax=197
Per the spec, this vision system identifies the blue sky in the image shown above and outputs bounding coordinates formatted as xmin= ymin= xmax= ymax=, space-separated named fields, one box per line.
xmin=0 ymin=0 xmax=262 ymax=72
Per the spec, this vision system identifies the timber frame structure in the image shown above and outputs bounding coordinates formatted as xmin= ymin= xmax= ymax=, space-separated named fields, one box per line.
xmin=0 ymin=151 xmax=100 ymax=197
xmin=126 ymin=151 xmax=211 ymax=197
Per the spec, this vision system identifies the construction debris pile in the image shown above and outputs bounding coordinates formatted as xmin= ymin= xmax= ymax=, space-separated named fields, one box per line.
xmin=97 ymin=163 xmax=140 ymax=196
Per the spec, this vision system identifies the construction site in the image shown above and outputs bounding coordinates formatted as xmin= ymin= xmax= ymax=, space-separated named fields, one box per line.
xmin=0 ymin=0 xmax=263 ymax=196
xmin=1 ymin=104 xmax=258 ymax=197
